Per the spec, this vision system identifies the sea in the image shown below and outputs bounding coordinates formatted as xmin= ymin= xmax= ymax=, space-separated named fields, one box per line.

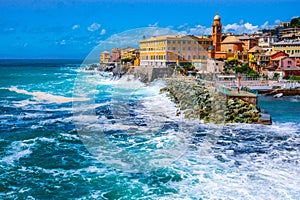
xmin=0 ymin=59 xmax=299 ymax=200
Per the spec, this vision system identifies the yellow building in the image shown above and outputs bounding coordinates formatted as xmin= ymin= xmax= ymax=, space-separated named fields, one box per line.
xmin=247 ymin=46 xmax=265 ymax=72
xmin=100 ymin=51 xmax=111 ymax=64
xmin=272 ymin=40 xmax=300 ymax=55
xmin=139 ymin=35 xmax=210 ymax=67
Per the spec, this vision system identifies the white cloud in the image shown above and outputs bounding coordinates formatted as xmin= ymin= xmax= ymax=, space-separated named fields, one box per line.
xmin=72 ymin=24 xmax=80 ymax=30
xmin=60 ymin=40 xmax=66 ymax=45
xmin=189 ymin=25 xmax=211 ymax=35
xmin=223 ymin=22 xmax=258 ymax=34
xmin=275 ymin=19 xmax=281 ymax=24
xmin=260 ymin=21 xmax=270 ymax=29
xmin=100 ymin=29 xmax=106 ymax=35
xmin=177 ymin=23 xmax=189 ymax=30
xmin=177 ymin=21 xmax=260 ymax=36
xmin=4 ymin=27 xmax=15 ymax=32
xmin=87 ymin=23 xmax=101 ymax=32
xmin=244 ymin=22 xmax=258 ymax=30
xmin=148 ymin=22 xmax=158 ymax=27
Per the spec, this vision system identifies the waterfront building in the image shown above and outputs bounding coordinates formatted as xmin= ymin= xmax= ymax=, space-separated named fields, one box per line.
xmin=237 ymin=35 xmax=259 ymax=52
xmin=275 ymin=57 xmax=300 ymax=77
xmin=111 ymin=48 xmax=121 ymax=62
xmin=100 ymin=51 xmax=111 ymax=64
xmin=209 ymin=13 xmax=247 ymax=60
xmin=139 ymin=35 xmax=209 ymax=67
xmin=192 ymin=59 xmax=224 ymax=73
xmin=270 ymin=51 xmax=289 ymax=64
xmin=290 ymin=53 xmax=300 ymax=67
xmin=272 ymin=39 xmax=300 ymax=55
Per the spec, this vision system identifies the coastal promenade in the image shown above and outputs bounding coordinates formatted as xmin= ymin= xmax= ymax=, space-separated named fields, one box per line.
xmin=198 ymin=79 xmax=258 ymax=105
xmin=196 ymin=78 xmax=272 ymax=124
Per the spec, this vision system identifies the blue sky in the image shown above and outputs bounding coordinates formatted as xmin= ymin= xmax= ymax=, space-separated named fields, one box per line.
xmin=0 ymin=0 xmax=299 ymax=59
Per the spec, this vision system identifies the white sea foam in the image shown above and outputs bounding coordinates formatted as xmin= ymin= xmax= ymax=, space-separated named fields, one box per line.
xmin=1 ymin=141 xmax=34 ymax=165
xmin=8 ymin=87 xmax=89 ymax=103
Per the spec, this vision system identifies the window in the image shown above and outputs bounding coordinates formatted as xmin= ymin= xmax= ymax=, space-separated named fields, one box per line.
xmin=188 ymin=47 xmax=191 ymax=51
xmin=188 ymin=41 xmax=191 ymax=44
xmin=182 ymin=41 xmax=186 ymax=44
xmin=172 ymin=41 xmax=176 ymax=44
xmin=172 ymin=47 xmax=176 ymax=51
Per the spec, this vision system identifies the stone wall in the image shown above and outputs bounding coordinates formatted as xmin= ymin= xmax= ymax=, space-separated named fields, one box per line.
xmin=128 ymin=66 xmax=174 ymax=83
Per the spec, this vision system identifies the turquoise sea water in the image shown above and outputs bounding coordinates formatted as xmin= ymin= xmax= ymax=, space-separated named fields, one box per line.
xmin=0 ymin=59 xmax=299 ymax=199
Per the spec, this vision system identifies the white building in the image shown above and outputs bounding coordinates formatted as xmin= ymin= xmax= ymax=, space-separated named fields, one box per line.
xmin=258 ymin=35 xmax=278 ymax=51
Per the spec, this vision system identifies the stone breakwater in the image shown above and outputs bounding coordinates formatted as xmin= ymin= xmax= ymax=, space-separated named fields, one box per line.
xmin=160 ymin=79 xmax=261 ymax=124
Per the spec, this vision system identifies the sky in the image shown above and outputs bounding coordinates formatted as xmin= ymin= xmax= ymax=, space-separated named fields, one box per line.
xmin=0 ymin=0 xmax=299 ymax=59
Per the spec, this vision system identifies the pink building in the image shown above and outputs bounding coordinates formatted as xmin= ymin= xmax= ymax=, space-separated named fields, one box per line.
xmin=111 ymin=48 xmax=121 ymax=62
xmin=277 ymin=57 xmax=300 ymax=76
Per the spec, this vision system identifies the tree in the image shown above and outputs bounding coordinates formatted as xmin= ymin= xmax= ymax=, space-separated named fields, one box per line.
xmin=273 ymin=72 xmax=279 ymax=80
xmin=234 ymin=63 xmax=259 ymax=77
xmin=290 ymin=17 xmax=300 ymax=28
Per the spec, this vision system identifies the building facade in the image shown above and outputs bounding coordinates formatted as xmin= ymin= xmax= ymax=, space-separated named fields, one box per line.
xmin=237 ymin=35 xmax=258 ymax=52
xmin=272 ymin=40 xmax=300 ymax=55
xmin=111 ymin=48 xmax=121 ymax=62
xmin=100 ymin=51 xmax=111 ymax=64
xmin=139 ymin=35 xmax=209 ymax=67
xmin=258 ymin=35 xmax=278 ymax=51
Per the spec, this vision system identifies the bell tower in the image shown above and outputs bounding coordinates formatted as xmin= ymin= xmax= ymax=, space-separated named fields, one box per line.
xmin=212 ymin=12 xmax=222 ymax=52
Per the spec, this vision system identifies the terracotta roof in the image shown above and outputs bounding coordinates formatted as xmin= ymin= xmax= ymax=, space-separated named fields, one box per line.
xmin=248 ymin=46 xmax=265 ymax=53
xmin=263 ymin=51 xmax=277 ymax=56
xmin=221 ymin=36 xmax=243 ymax=44
xmin=272 ymin=56 xmax=287 ymax=61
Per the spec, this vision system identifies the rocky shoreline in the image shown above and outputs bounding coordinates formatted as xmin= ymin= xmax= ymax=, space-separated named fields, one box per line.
xmin=160 ymin=78 xmax=261 ymax=124
xmin=86 ymin=64 xmax=266 ymax=124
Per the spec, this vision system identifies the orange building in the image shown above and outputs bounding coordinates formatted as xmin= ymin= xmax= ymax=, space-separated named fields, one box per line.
xmin=221 ymin=36 xmax=244 ymax=56
xmin=209 ymin=13 xmax=244 ymax=60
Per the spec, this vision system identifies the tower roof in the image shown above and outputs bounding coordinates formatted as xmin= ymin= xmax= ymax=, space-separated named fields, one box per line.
xmin=214 ymin=12 xmax=220 ymax=20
